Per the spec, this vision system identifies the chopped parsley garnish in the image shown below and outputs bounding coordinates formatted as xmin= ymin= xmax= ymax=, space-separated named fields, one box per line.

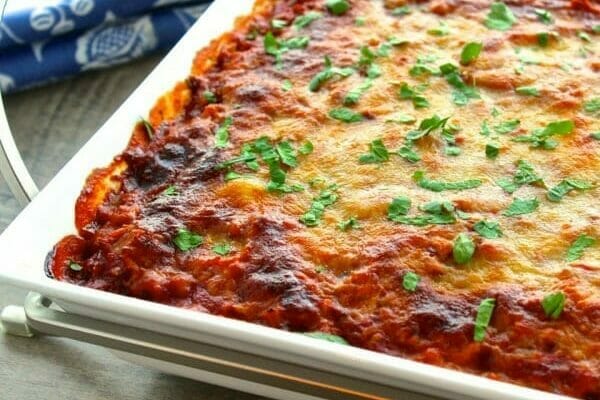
xmin=271 ymin=19 xmax=287 ymax=29
xmin=281 ymin=79 xmax=293 ymax=91
xmin=566 ymin=235 xmax=596 ymax=262
xmin=484 ymin=2 xmax=517 ymax=31
xmin=344 ymin=79 xmax=374 ymax=105
xmin=486 ymin=143 xmax=500 ymax=159
xmin=212 ymin=242 xmax=232 ymax=256
xmin=584 ymin=98 xmax=600 ymax=116
xmin=303 ymin=332 xmax=348 ymax=345
xmin=399 ymin=83 xmax=429 ymax=109
xmin=215 ymin=116 xmax=233 ymax=148
xmin=453 ymin=233 xmax=475 ymax=264
xmin=391 ymin=6 xmax=411 ymax=16
xmin=300 ymin=187 xmax=338 ymax=226
xmin=377 ymin=37 xmax=408 ymax=57
xmin=329 ymin=107 xmax=364 ymax=123
xmin=547 ymin=179 xmax=592 ymax=202
xmin=474 ymin=220 xmax=503 ymax=239
xmin=591 ymin=132 xmax=600 ymax=140
xmin=513 ymin=120 xmax=574 ymax=149
xmin=355 ymin=16 xmax=366 ymax=26
xmin=69 ymin=261 xmax=83 ymax=272
xmin=359 ymin=139 xmax=390 ymax=164
xmin=541 ymin=292 xmax=565 ymax=319
xmin=276 ymin=141 xmax=298 ymax=167
xmin=594 ymin=25 xmax=600 ymax=33
xmin=493 ymin=119 xmax=520 ymax=134
xmin=534 ymin=8 xmax=553 ymax=24
xmin=309 ymin=56 xmax=354 ymax=91
xmin=139 ymin=118 xmax=154 ymax=140
xmin=224 ymin=171 xmax=242 ymax=181
xmin=203 ymin=90 xmax=217 ymax=103
xmin=264 ymin=32 xmax=309 ymax=67
xmin=173 ymin=228 xmax=203 ymax=251
xmin=460 ymin=42 xmax=482 ymax=65
xmin=578 ymin=31 xmax=591 ymax=42
xmin=474 ymin=298 xmax=495 ymax=342
xmin=326 ymin=0 xmax=350 ymax=15
xmin=496 ymin=160 xmax=543 ymax=194
xmin=403 ymin=271 xmax=420 ymax=292
xmin=502 ymin=197 xmax=539 ymax=216
xmin=338 ymin=216 xmax=360 ymax=231
xmin=515 ymin=86 xmax=540 ymax=96
xmin=537 ymin=32 xmax=549 ymax=47
xmin=294 ymin=11 xmax=322 ymax=29
xmin=439 ymin=63 xmax=480 ymax=105
xmin=419 ymin=200 xmax=455 ymax=215
xmin=413 ymin=170 xmax=482 ymax=192
xmin=162 ymin=185 xmax=178 ymax=196
xmin=298 ymin=141 xmax=314 ymax=155
xmin=405 ymin=114 xmax=449 ymax=141
xmin=386 ymin=113 xmax=416 ymax=124
xmin=427 ymin=22 xmax=450 ymax=37
xmin=409 ymin=55 xmax=439 ymax=77
xmin=397 ymin=145 xmax=421 ymax=163
xmin=388 ymin=196 xmax=412 ymax=220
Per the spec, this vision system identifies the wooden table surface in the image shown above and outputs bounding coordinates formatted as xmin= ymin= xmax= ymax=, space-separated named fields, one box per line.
xmin=0 ymin=54 xmax=266 ymax=400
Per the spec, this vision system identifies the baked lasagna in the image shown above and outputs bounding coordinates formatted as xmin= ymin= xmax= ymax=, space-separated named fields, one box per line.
xmin=47 ymin=0 xmax=599 ymax=397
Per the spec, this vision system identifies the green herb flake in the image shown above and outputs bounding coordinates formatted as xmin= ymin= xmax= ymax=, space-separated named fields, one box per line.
xmin=439 ymin=63 xmax=480 ymax=105
xmin=162 ymin=185 xmax=178 ymax=196
xmin=413 ymin=170 xmax=482 ymax=192
xmin=326 ymin=0 xmax=350 ymax=15
xmin=584 ymin=98 xmax=600 ymax=116
xmin=474 ymin=298 xmax=496 ymax=342
xmin=329 ymin=107 xmax=364 ymax=123
xmin=460 ymin=42 xmax=483 ymax=65
xmin=203 ymin=90 xmax=217 ymax=103
xmin=224 ymin=171 xmax=243 ymax=181
xmin=173 ymin=228 xmax=203 ymax=252
xmin=502 ymin=197 xmax=539 ymax=216
xmin=212 ymin=243 xmax=232 ymax=256
xmin=282 ymin=79 xmax=293 ymax=91
xmin=486 ymin=143 xmax=500 ymax=159
xmin=494 ymin=119 xmax=520 ymax=134
xmin=303 ymin=332 xmax=349 ymax=344
xmin=344 ymin=79 xmax=374 ymax=105
xmin=566 ymin=235 xmax=596 ymax=262
xmin=453 ymin=233 xmax=476 ymax=264
xmin=359 ymin=139 xmax=390 ymax=164
xmin=399 ymin=83 xmax=429 ymax=109
xmin=578 ymin=31 xmax=591 ymax=42
xmin=497 ymin=160 xmax=543 ymax=194
xmin=69 ymin=261 xmax=83 ymax=272
xmin=139 ymin=118 xmax=154 ymax=140
xmin=338 ymin=216 xmax=360 ymax=231
xmin=427 ymin=22 xmax=450 ymax=37
xmin=391 ymin=6 xmax=411 ymax=16
xmin=515 ymin=86 xmax=540 ymax=97
xmin=386 ymin=114 xmax=416 ymax=124
xmin=388 ymin=196 xmax=412 ymax=220
xmin=541 ymin=292 xmax=566 ymax=319
xmin=271 ymin=19 xmax=287 ymax=29
xmin=397 ymin=146 xmax=421 ymax=163
xmin=300 ymin=188 xmax=338 ymax=227
xmin=484 ymin=2 xmax=517 ymax=31
xmin=547 ymin=179 xmax=592 ymax=202
xmin=591 ymin=132 xmax=600 ymax=140
xmin=294 ymin=11 xmax=322 ymax=29
xmin=537 ymin=32 xmax=549 ymax=47
xmin=355 ymin=16 xmax=365 ymax=26
xmin=298 ymin=140 xmax=314 ymax=155
xmin=309 ymin=56 xmax=354 ymax=91
xmin=474 ymin=220 xmax=503 ymax=239
xmin=403 ymin=271 xmax=420 ymax=292
xmin=534 ymin=8 xmax=553 ymax=24
xmin=264 ymin=32 xmax=310 ymax=68
xmin=215 ymin=116 xmax=233 ymax=149
xmin=513 ymin=120 xmax=574 ymax=149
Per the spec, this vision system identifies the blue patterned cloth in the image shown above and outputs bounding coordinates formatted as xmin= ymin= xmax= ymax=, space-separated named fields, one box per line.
xmin=0 ymin=0 xmax=212 ymax=93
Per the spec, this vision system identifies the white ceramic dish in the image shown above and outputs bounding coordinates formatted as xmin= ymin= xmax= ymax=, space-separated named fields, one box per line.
xmin=0 ymin=1 xmax=576 ymax=399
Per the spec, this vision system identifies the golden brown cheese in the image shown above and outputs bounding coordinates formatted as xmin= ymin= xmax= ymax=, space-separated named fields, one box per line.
xmin=48 ymin=1 xmax=599 ymax=398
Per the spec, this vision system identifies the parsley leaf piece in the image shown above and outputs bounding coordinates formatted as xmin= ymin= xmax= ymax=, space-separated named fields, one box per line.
xmin=162 ymin=185 xmax=178 ymax=196
xmin=344 ymin=79 xmax=374 ymax=105
xmin=480 ymin=120 xmax=491 ymax=136
xmin=329 ymin=107 xmax=364 ymax=123
xmin=309 ymin=56 xmax=354 ymax=91
xmin=484 ymin=2 xmax=517 ymax=31
xmin=399 ymin=83 xmax=429 ymax=109
xmin=326 ymin=0 xmax=350 ymax=15
xmin=386 ymin=114 xmax=416 ymax=124
xmin=173 ymin=228 xmax=203 ymax=251
xmin=413 ymin=171 xmax=482 ymax=192
xmin=203 ymin=90 xmax=217 ymax=103
xmin=338 ymin=216 xmax=360 ymax=231
xmin=276 ymin=141 xmax=298 ymax=167
xmin=409 ymin=55 xmax=440 ymax=77
xmin=359 ymin=139 xmax=390 ymax=164
xmin=298 ymin=141 xmax=314 ymax=155
xmin=377 ymin=37 xmax=408 ymax=57
xmin=419 ymin=200 xmax=455 ymax=215
xmin=355 ymin=16 xmax=366 ymax=26
xmin=69 ymin=261 xmax=83 ymax=272
xmin=494 ymin=119 xmax=520 ymax=134
xmin=439 ymin=63 xmax=480 ymax=105
xmin=534 ymin=8 xmax=553 ymax=24
xmin=515 ymin=86 xmax=540 ymax=96
xmin=264 ymin=32 xmax=310 ymax=68
xmin=215 ymin=116 xmax=233 ymax=148
xmin=498 ymin=160 xmax=544 ymax=194
xmin=460 ymin=42 xmax=483 ymax=65
xmin=271 ymin=19 xmax=287 ymax=29
xmin=281 ymin=79 xmax=293 ymax=91
xmin=591 ymin=132 xmax=600 ymax=140
xmin=403 ymin=271 xmax=420 ymax=292
xmin=303 ymin=332 xmax=348 ymax=345
xmin=474 ymin=220 xmax=503 ymax=239
xmin=453 ymin=233 xmax=475 ymax=264
xmin=139 ymin=118 xmax=154 ymax=140
xmin=300 ymin=188 xmax=338 ymax=226
xmin=547 ymin=179 xmax=592 ymax=202
xmin=486 ymin=143 xmax=500 ymax=159
xmin=502 ymin=197 xmax=539 ymax=216
xmin=405 ymin=114 xmax=449 ymax=141
xmin=513 ymin=120 xmax=574 ymax=149
xmin=294 ymin=11 xmax=322 ymax=29
xmin=212 ymin=242 xmax=232 ymax=256
xmin=388 ymin=196 xmax=412 ymax=220
xmin=594 ymin=25 xmax=600 ymax=33
xmin=397 ymin=146 xmax=421 ymax=163
xmin=427 ymin=22 xmax=450 ymax=36
xmin=474 ymin=298 xmax=496 ymax=342
xmin=391 ymin=6 xmax=411 ymax=16
xmin=541 ymin=292 xmax=565 ymax=319
xmin=566 ymin=235 xmax=596 ymax=262
xmin=584 ymin=98 xmax=600 ymax=116
xmin=578 ymin=31 xmax=591 ymax=42
xmin=537 ymin=32 xmax=549 ymax=47
xmin=224 ymin=171 xmax=243 ymax=181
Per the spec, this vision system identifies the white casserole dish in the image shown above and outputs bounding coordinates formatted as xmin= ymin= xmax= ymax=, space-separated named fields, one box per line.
xmin=0 ymin=1 xmax=577 ymax=399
